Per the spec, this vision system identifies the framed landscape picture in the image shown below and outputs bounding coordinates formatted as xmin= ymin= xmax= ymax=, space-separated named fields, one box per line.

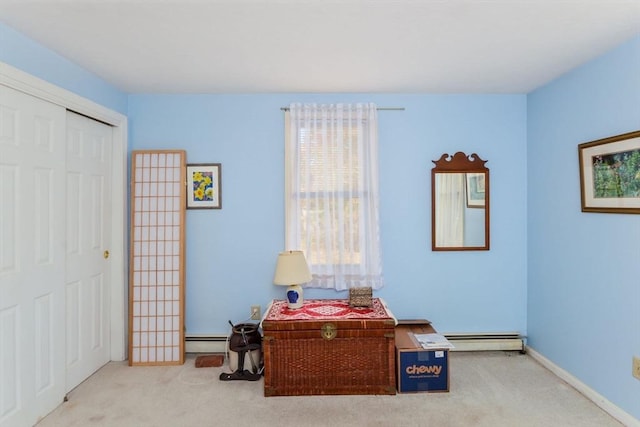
xmin=578 ymin=131 xmax=640 ymax=214
xmin=186 ymin=163 xmax=222 ymax=209
xmin=466 ymin=172 xmax=486 ymax=208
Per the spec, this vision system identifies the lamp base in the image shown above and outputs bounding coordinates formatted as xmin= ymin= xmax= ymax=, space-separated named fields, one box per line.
xmin=286 ymin=284 xmax=303 ymax=309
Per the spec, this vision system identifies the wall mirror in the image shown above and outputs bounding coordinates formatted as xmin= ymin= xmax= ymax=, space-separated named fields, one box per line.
xmin=432 ymin=152 xmax=490 ymax=251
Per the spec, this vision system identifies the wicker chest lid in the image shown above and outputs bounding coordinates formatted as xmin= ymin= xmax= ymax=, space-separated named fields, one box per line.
xmin=261 ymin=298 xmax=396 ymax=331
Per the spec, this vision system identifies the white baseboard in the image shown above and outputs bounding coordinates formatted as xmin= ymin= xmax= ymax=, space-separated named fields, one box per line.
xmin=527 ymin=347 xmax=639 ymax=427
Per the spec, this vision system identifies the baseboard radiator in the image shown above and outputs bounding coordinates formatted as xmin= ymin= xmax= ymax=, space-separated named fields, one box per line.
xmin=185 ymin=334 xmax=229 ymax=354
xmin=186 ymin=332 xmax=526 ymax=354
xmin=443 ymin=332 xmax=525 ymax=352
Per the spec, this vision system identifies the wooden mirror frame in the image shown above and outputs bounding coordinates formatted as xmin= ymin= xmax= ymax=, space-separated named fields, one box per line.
xmin=431 ymin=152 xmax=490 ymax=251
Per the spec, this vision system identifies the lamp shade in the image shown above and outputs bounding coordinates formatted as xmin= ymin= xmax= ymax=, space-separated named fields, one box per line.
xmin=273 ymin=251 xmax=311 ymax=310
xmin=273 ymin=251 xmax=312 ymax=286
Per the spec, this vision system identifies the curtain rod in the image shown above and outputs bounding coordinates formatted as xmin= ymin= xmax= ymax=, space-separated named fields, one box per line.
xmin=280 ymin=107 xmax=404 ymax=111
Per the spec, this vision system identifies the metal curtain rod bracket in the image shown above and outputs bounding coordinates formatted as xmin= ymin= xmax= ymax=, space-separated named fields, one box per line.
xmin=280 ymin=107 xmax=404 ymax=111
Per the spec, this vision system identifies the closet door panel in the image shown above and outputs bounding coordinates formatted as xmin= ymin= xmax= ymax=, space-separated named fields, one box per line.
xmin=0 ymin=84 xmax=66 ymax=427
xmin=64 ymin=111 xmax=113 ymax=391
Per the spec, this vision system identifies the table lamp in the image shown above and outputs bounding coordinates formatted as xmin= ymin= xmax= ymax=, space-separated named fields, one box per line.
xmin=273 ymin=250 xmax=312 ymax=309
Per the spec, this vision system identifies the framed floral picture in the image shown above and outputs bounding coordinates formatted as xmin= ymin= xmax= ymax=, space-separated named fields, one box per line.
xmin=186 ymin=163 xmax=222 ymax=209
xmin=578 ymin=130 xmax=640 ymax=214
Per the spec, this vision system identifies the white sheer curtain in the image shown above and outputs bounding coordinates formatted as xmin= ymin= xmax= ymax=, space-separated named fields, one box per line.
xmin=435 ymin=173 xmax=465 ymax=247
xmin=285 ymin=103 xmax=383 ymax=291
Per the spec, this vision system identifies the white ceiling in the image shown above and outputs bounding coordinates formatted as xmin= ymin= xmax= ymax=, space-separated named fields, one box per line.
xmin=1 ymin=0 xmax=639 ymax=94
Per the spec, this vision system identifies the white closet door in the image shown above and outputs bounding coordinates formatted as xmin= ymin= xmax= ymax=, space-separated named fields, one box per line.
xmin=0 ymin=85 xmax=66 ymax=427
xmin=64 ymin=111 xmax=112 ymax=392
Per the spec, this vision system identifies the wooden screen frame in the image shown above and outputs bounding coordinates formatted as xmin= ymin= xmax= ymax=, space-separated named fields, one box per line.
xmin=129 ymin=150 xmax=186 ymax=365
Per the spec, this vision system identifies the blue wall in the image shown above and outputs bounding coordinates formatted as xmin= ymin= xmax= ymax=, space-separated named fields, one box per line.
xmin=128 ymin=94 xmax=528 ymax=335
xmin=0 ymin=23 xmax=127 ymax=114
xmin=527 ymin=35 xmax=640 ymax=420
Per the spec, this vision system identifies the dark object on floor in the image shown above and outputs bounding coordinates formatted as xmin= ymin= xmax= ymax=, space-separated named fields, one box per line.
xmin=195 ymin=354 xmax=224 ymax=368
xmin=219 ymin=322 xmax=262 ymax=382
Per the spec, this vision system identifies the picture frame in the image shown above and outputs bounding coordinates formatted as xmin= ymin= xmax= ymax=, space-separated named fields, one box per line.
xmin=186 ymin=163 xmax=222 ymax=209
xmin=466 ymin=172 xmax=486 ymax=208
xmin=578 ymin=130 xmax=640 ymax=214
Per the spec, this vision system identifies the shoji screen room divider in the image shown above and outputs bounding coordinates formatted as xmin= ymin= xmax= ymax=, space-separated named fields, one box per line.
xmin=129 ymin=150 xmax=186 ymax=365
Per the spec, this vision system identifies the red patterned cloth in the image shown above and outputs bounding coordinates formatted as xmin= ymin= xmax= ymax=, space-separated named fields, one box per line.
xmin=264 ymin=298 xmax=393 ymax=321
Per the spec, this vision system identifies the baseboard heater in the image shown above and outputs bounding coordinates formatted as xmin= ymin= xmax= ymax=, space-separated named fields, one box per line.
xmin=185 ymin=334 xmax=229 ymax=354
xmin=187 ymin=332 xmax=526 ymax=354
xmin=443 ymin=332 xmax=526 ymax=352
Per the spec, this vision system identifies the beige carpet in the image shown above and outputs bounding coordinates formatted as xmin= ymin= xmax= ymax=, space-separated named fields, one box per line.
xmin=37 ymin=352 xmax=622 ymax=427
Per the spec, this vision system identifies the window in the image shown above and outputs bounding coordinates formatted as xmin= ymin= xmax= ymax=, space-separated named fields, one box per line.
xmin=284 ymin=103 xmax=383 ymax=291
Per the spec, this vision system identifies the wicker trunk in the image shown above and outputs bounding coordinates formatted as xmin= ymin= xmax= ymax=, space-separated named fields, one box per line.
xmin=262 ymin=299 xmax=396 ymax=396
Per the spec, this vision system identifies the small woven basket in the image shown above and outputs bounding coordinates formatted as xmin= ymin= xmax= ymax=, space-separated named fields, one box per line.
xmin=349 ymin=287 xmax=373 ymax=307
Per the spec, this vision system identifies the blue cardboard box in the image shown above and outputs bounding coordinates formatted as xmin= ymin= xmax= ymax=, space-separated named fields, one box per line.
xmin=395 ymin=324 xmax=450 ymax=393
